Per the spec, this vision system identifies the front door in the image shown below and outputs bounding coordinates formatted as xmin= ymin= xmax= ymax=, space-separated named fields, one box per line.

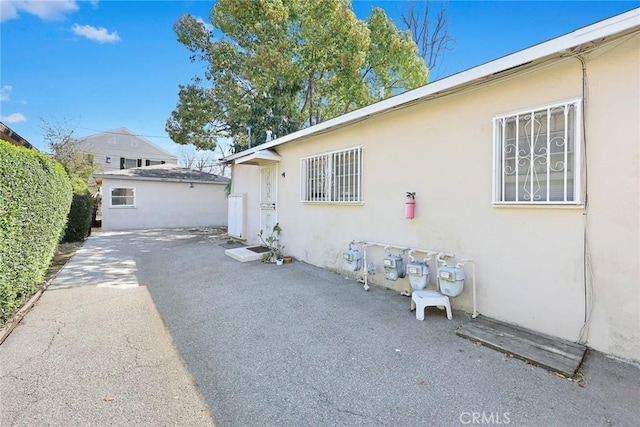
xmin=260 ymin=165 xmax=277 ymax=234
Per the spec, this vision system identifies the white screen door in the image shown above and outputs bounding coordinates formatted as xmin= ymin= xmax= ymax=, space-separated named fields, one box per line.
xmin=260 ymin=165 xmax=277 ymax=234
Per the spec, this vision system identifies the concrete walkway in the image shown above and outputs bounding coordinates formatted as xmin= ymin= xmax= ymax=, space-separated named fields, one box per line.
xmin=0 ymin=230 xmax=216 ymax=426
xmin=2 ymin=229 xmax=639 ymax=426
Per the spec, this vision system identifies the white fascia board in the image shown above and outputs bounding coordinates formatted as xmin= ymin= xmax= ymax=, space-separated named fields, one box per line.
xmin=227 ymin=8 xmax=639 ymax=162
xmin=234 ymin=149 xmax=282 ymax=165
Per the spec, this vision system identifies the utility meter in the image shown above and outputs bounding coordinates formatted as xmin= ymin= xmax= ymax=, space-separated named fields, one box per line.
xmin=438 ymin=265 xmax=465 ymax=297
xmin=407 ymin=261 xmax=430 ymax=290
xmin=343 ymin=248 xmax=362 ymax=272
xmin=383 ymin=254 xmax=405 ymax=281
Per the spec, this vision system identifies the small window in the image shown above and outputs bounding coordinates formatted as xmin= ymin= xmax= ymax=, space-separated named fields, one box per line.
xmin=110 ymin=187 xmax=135 ymax=207
xmin=301 ymin=146 xmax=362 ymax=203
xmin=106 ymin=156 xmax=111 ymax=164
xmin=146 ymin=160 xmax=162 ymax=166
xmin=493 ymin=100 xmax=582 ymax=205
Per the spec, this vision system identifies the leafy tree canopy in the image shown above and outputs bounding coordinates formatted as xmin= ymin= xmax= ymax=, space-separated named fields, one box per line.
xmin=167 ymin=0 xmax=428 ymax=152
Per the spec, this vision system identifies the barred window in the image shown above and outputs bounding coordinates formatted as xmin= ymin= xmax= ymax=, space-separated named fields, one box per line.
xmin=493 ymin=100 xmax=582 ymax=205
xmin=301 ymin=147 xmax=362 ymax=203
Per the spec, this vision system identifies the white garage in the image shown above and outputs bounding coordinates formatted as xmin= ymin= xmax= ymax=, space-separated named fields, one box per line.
xmin=94 ymin=164 xmax=229 ymax=231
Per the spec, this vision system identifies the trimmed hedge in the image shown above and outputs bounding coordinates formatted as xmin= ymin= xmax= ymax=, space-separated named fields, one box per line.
xmin=62 ymin=191 xmax=93 ymax=242
xmin=0 ymin=140 xmax=72 ymax=323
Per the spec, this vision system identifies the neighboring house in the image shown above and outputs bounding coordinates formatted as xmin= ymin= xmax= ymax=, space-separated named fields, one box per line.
xmin=226 ymin=9 xmax=640 ymax=363
xmin=0 ymin=122 xmax=38 ymax=150
xmin=94 ymin=164 xmax=229 ymax=231
xmin=76 ymin=127 xmax=177 ymax=173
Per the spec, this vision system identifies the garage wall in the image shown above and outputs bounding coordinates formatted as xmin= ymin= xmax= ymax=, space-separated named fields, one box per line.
xmin=101 ymin=178 xmax=227 ymax=230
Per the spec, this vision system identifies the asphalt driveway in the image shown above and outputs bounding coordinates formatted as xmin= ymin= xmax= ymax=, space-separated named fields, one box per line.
xmin=2 ymin=229 xmax=639 ymax=426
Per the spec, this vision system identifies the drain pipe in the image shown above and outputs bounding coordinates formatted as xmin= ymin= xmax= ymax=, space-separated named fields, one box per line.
xmin=456 ymin=259 xmax=478 ymax=318
xmin=360 ymin=242 xmax=373 ymax=291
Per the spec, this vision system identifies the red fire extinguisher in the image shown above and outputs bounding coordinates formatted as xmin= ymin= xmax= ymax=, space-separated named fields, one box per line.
xmin=405 ymin=192 xmax=416 ymax=219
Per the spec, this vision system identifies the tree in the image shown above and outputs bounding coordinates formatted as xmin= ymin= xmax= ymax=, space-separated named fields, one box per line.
xmin=179 ymin=143 xmax=232 ymax=177
xmin=41 ymin=119 xmax=97 ymax=192
xmin=166 ymin=0 xmax=428 ymax=153
xmin=400 ymin=1 xmax=454 ymax=80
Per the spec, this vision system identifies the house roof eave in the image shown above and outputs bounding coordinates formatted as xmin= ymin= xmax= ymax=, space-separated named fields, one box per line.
xmin=226 ymin=7 xmax=640 ymax=162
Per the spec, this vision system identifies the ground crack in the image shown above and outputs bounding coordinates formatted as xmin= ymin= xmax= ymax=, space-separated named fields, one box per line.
xmin=1 ymin=319 xmax=66 ymax=377
xmin=301 ymin=379 xmax=384 ymax=425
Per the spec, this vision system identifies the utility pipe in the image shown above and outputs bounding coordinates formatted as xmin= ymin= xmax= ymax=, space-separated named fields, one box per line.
xmin=456 ymin=259 xmax=478 ymax=318
xmin=350 ymin=240 xmax=478 ymax=318
xmin=408 ymin=249 xmax=440 ymax=263
xmin=361 ymin=242 xmax=373 ymax=291
xmin=355 ymin=241 xmax=454 ymax=293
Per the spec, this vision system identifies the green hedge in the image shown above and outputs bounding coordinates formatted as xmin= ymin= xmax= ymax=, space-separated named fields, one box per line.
xmin=0 ymin=140 xmax=72 ymax=323
xmin=62 ymin=191 xmax=93 ymax=242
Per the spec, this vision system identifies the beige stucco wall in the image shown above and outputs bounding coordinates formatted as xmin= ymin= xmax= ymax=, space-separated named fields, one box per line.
xmin=231 ymin=165 xmax=262 ymax=241
xmin=578 ymin=35 xmax=639 ymax=361
xmin=102 ymin=178 xmax=227 ymax=230
xmin=232 ymin=36 xmax=639 ymax=362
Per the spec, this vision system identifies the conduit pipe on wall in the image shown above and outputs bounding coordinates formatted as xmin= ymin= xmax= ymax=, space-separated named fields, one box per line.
xmin=356 ymin=241 xmax=411 ymax=291
xmin=354 ymin=241 xmax=454 ymax=293
xmin=455 ymin=259 xmax=478 ymax=318
xmin=351 ymin=241 xmax=480 ymax=318
xmin=405 ymin=249 xmax=453 ymax=296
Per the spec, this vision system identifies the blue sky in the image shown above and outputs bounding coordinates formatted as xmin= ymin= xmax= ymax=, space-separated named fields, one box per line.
xmin=1 ymin=1 xmax=637 ymax=155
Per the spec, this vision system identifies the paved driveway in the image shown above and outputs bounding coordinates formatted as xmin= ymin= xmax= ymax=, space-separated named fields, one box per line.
xmin=132 ymin=229 xmax=639 ymax=427
xmin=2 ymin=229 xmax=639 ymax=426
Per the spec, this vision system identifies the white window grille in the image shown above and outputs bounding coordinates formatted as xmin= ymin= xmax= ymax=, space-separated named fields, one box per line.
xmin=110 ymin=187 xmax=135 ymax=207
xmin=493 ymin=99 xmax=582 ymax=205
xmin=301 ymin=147 xmax=362 ymax=203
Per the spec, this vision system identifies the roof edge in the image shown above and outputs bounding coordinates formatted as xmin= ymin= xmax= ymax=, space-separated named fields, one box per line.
xmin=93 ymin=174 xmax=228 ymax=184
xmin=78 ymin=127 xmax=178 ymax=159
xmin=227 ymin=7 xmax=640 ymax=162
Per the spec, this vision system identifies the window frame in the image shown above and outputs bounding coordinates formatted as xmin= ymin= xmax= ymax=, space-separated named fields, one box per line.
xmin=300 ymin=146 xmax=363 ymax=204
xmin=109 ymin=186 xmax=136 ymax=208
xmin=120 ymin=157 xmax=138 ymax=169
xmin=492 ymin=98 xmax=583 ymax=206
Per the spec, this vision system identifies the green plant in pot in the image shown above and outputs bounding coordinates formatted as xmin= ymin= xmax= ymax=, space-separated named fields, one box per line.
xmin=258 ymin=223 xmax=284 ymax=263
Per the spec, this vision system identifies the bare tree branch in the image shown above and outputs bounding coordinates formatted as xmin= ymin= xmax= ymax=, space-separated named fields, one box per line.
xmin=401 ymin=1 xmax=455 ymax=80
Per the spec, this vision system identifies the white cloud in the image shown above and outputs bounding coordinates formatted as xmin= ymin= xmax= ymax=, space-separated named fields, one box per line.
xmin=1 ymin=85 xmax=12 ymax=102
xmin=71 ymin=23 xmax=120 ymax=43
xmin=1 ymin=113 xmax=27 ymax=124
xmin=1 ymin=0 xmax=80 ymax=22
xmin=195 ymin=16 xmax=213 ymax=33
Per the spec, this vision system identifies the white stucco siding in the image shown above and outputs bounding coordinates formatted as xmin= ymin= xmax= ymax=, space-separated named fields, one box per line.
xmin=101 ymin=178 xmax=227 ymax=230
xmin=578 ymin=35 xmax=640 ymax=361
xmin=231 ymin=165 xmax=261 ymax=243
xmin=231 ymin=36 xmax=640 ymax=362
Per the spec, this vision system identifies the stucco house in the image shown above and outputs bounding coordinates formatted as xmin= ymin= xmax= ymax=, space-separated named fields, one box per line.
xmin=94 ymin=164 xmax=229 ymax=231
xmin=226 ymin=9 xmax=640 ymax=363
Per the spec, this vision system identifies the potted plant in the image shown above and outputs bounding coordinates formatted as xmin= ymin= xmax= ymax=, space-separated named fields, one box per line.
xmin=258 ymin=223 xmax=284 ymax=264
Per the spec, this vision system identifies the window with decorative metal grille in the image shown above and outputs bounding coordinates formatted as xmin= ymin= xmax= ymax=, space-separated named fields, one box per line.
xmin=493 ymin=99 xmax=582 ymax=205
xmin=301 ymin=147 xmax=362 ymax=203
